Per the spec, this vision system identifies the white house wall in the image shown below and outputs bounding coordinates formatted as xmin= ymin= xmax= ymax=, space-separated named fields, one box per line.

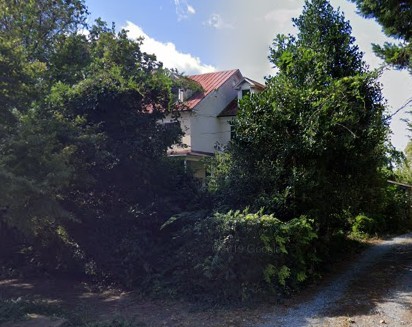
xmin=164 ymin=111 xmax=192 ymax=150
xmin=190 ymin=73 xmax=241 ymax=153
xmin=237 ymin=81 xmax=259 ymax=99
xmin=217 ymin=116 xmax=233 ymax=150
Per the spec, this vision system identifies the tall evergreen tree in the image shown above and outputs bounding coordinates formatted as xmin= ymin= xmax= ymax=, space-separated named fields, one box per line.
xmin=213 ymin=0 xmax=389 ymax=234
xmin=351 ymin=0 xmax=411 ymax=72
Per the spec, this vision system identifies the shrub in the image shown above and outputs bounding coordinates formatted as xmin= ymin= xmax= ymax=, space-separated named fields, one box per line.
xmin=351 ymin=214 xmax=377 ymax=236
xmin=160 ymin=210 xmax=318 ymax=301
xmin=350 ymin=183 xmax=412 ymax=238
xmin=381 ymin=184 xmax=412 ymax=233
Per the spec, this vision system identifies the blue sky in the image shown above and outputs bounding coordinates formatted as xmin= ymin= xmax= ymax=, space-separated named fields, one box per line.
xmin=85 ymin=0 xmax=412 ymax=152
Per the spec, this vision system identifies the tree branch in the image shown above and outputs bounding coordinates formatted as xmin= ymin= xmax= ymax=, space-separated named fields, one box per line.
xmin=385 ymin=97 xmax=412 ymax=121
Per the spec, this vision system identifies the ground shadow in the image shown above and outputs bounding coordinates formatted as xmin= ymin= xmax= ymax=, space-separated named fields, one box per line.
xmin=321 ymin=239 xmax=412 ymax=318
xmin=0 ymin=276 xmax=266 ymax=326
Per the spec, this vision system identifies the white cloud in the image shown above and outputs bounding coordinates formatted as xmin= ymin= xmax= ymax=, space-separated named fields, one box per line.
xmin=174 ymin=0 xmax=196 ymax=21
xmin=264 ymin=9 xmax=301 ymax=28
xmin=187 ymin=5 xmax=196 ymax=15
xmin=205 ymin=13 xmax=234 ymax=29
xmin=124 ymin=21 xmax=216 ymax=75
xmin=77 ymin=28 xmax=90 ymax=37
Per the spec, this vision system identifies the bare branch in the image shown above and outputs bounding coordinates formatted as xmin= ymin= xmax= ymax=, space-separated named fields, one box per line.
xmin=336 ymin=123 xmax=357 ymax=138
xmin=385 ymin=97 xmax=412 ymax=121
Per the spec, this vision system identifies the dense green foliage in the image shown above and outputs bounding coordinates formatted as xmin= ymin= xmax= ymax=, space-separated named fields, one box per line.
xmin=395 ymin=141 xmax=412 ymax=183
xmin=158 ymin=210 xmax=317 ymax=301
xmin=351 ymin=0 xmax=412 ymax=213
xmin=1 ymin=0 xmax=410 ymax=305
xmin=0 ymin=0 xmax=196 ymax=281
xmin=210 ymin=0 xmax=390 ymax=237
xmin=351 ymin=0 xmax=411 ymax=72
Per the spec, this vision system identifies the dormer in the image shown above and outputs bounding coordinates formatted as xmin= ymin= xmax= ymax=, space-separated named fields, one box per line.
xmin=235 ymin=77 xmax=265 ymax=100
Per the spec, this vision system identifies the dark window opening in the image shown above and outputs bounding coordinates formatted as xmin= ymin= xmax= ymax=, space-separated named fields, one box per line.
xmin=242 ymin=89 xmax=251 ymax=98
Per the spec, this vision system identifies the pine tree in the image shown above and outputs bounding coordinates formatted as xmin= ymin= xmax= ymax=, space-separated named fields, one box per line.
xmin=351 ymin=0 xmax=411 ymax=72
xmin=214 ymin=0 xmax=389 ymax=234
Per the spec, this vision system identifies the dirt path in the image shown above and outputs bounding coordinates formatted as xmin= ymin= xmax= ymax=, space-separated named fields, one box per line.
xmin=256 ymin=233 xmax=412 ymax=327
xmin=1 ymin=234 xmax=412 ymax=326
xmin=0 ymin=277 xmax=265 ymax=326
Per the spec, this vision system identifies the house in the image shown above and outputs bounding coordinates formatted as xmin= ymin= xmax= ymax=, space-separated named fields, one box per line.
xmin=164 ymin=69 xmax=265 ymax=179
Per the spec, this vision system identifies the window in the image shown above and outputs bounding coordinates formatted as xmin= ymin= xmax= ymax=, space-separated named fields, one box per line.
xmin=163 ymin=121 xmax=180 ymax=132
xmin=242 ymin=89 xmax=251 ymax=98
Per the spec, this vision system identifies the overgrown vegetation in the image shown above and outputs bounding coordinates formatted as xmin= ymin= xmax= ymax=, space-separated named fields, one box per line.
xmin=0 ymin=0 xmax=411 ymax=318
xmin=0 ymin=0 xmax=197 ymax=284
xmin=205 ymin=0 xmax=411 ymax=295
xmin=156 ymin=210 xmax=317 ymax=301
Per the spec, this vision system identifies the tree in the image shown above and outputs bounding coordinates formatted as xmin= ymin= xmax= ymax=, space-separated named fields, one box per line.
xmin=0 ymin=0 xmax=89 ymax=138
xmin=0 ymin=0 xmax=88 ymax=62
xmin=0 ymin=1 xmax=193 ymax=276
xmin=0 ymin=0 xmax=88 ymax=237
xmin=212 ymin=0 xmax=389 ymax=235
xmin=351 ymin=0 xmax=411 ymax=72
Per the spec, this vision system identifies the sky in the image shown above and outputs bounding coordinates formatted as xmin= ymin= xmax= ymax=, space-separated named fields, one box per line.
xmin=85 ymin=0 xmax=412 ymax=152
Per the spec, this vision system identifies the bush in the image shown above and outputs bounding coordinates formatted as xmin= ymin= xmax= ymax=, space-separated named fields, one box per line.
xmin=350 ymin=183 xmax=412 ymax=238
xmin=159 ymin=210 xmax=318 ymax=301
xmin=351 ymin=214 xmax=377 ymax=236
xmin=381 ymin=184 xmax=412 ymax=233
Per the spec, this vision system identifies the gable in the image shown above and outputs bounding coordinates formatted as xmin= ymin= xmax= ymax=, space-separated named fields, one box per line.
xmin=185 ymin=69 xmax=242 ymax=110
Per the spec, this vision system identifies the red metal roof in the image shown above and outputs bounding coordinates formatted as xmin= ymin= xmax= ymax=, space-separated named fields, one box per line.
xmin=185 ymin=69 xmax=240 ymax=109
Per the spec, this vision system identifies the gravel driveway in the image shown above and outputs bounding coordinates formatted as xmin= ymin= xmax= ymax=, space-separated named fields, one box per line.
xmin=256 ymin=233 xmax=412 ymax=327
xmin=2 ymin=234 xmax=412 ymax=327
